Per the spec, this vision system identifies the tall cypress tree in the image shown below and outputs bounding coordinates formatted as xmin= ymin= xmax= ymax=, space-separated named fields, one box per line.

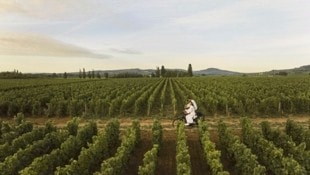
xmin=63 ymin=72 xmax=68 ymax=79
xmin=82 ymin=68 xmax=86 ymax=79
xmin=155 ymin=67 xmax=160 ymax=77
xmin=92 ymin=70 xmax=95 ymax=79
xmin=79 ymin=69 xmax=82 ymax=79
xmin=161 ymin=65 xmax=166 ymax=77
xmin=187 ymin=64 xmax=193 ymax=77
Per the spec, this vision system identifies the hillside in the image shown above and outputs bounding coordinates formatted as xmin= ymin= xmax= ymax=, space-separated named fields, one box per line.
xmin=194 ymin=68 xmax=241 ymax=75
xmin=266 ymin=65 xmax=310 ymax=75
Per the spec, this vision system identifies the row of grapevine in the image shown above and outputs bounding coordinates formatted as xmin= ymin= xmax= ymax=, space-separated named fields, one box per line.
xmin=159 ymin=78 xmax=168 ymax=116
xmin=168 ymin=78 xmax=177 ymax=115
xmin=94 ymin=120 xmax=140 ymax=175
xmin=0 ymin=78 xmax=92 ymax=91
xmin=118 ymin=81 xmax=156 ymax=116
xmin=261 ymin=121 xmax=310 ymax=172
xmin=0 ymin=121 xmax=56 ymax=161
xmin=147 ymin=79 xmax=166 ymax=116
xmin=180 ymin=76 xmax=310 ymax=116
xmin=55 ymin=119 xmax=120 ymax=175
xmin=0 ymin=130 xmax=69 ymax=175
xmin=285 ymin=119 xmax=310 ymax=150
xmin=138 ymin=119 xmax=163 ymax=175
xmin=138 ymin=145 xmax=159 ymax=175
xmin=176 ymin=122 xmax=191 ymax=175
xmin=134 ymin=80 xmax=163 ymax=116
xmin=0 ymin=113 xmax=33 ymax=144
xmin=174 ymin=79 xmax=201 ymax=110
xmin=1 ymin=77 xmax=310 ymax=118
xmin=171 ymin=79 xmax=187 ymax=115
xmin=0 ymin=78 xmax=162 ymax=117
xmin=218 ymin=120 xmax=266 ymax=175
xmin=198 ymin=120 xmax=229 ymax=175
xmin=241 ymin=118 xmax=306 ymax=175
xmin=20 ymin=121 xmax=97 ymax=175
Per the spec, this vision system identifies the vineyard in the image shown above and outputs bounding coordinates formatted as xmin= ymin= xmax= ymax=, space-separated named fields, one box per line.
xmin=0 ymin=77 xmax=310 ymax=174
xmin=0 ymin=114 xmax=309 ymax=175
xmin=0 ymin=76 xmax=310 ymax=118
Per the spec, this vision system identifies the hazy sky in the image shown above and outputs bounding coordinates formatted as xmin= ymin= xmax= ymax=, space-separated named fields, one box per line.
xmin=0 ymin=0 xmax=309 ymax=73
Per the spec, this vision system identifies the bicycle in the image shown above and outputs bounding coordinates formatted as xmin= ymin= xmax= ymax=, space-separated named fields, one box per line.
xmin=172 ymin=111 xmax=204 ymax=127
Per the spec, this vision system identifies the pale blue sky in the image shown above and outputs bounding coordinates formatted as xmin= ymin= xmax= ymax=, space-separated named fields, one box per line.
xmin=0 ymin=0 xmax=309 ymax=73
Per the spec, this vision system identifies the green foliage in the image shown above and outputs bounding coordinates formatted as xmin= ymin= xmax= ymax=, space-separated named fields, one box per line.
xmin=152 ymin=118 xmax=163 ymax=146
xmin=198 ymin=120 xmax=228 ymax=175
xmin=286 ymin=119 xmax=310 ymax=149
xmin=66 ymin=117 xmax=79 ymax=136
xmin=218 ymin=120 xmax=266 ymax=175
xmin=95 ymin=120 xmax=140 ymax=175
xmin=0 ymin=121 xmax=55 ymax=162
xmin=176 ymin=122 xmax=191 ymax=175
xmin=261 ymin=120 xmax=310 ymax=172
xmin=0 ymin=131 xmax=68 ymax=175
xmin=241 ymin=118 xmax=306 ymax=175
xmin=57 ymin=118 xmax=120 ymax=175
xmin=138 ymin=144 xmax=159 ymax=175
xmin=0 ymin=116 xmax=33 ymax=145
xmin=14 ymin=112 xmax=25 ymax=125
xmin=138 ymin=119 xmax=163 ymax=175
xmin=20 ymin=121 xmax=97 ymax=175
xmin=0 ymin=77 xmax=309 ymax=118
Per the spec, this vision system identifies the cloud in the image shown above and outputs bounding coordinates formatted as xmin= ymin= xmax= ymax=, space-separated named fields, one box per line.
xmin=0 ymin=1 xmax=25 ymax=14
xmin=0 ymin=32 xmax=110 ymax=59
xmin=0 ymin=0 xmax=114 ymax=21
xmin=109 ymin=48 xmax=141 ymax=54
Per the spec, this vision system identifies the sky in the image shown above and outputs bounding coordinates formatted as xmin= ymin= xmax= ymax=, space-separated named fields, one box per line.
xmin=0 ymin=0 xmax=309 ymax=73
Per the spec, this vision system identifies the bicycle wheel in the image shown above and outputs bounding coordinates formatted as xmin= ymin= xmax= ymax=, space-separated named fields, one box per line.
xmin=172 ymin=118 xmax=180 ymax=128
xmin=172 ymin=114 xmax=185 ymax=127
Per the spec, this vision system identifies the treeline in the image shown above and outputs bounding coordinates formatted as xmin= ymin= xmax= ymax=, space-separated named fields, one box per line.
xmin=0 ymin=70 xmax=44 ymax=79
xmin=152 ymin=64 xmax=193 ymax=78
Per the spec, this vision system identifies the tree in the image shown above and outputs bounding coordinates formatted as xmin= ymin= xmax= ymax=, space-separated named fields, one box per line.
xmin=63 ymin=72 xmax=68 ymax=79
xmin=160 ymin=65 xmax=166 ymax=77
xmin=82 ymin=68 xmax=86 ymax=79
xmin=187 ymin=64 xmax=193 ymax=77
xmin=88 ymin=71 xmax=91 ymax=78
xmin=155 ymin=67 xmax=160 ymax=77
xmin=277 ymin=71 xmax=288 ymax=76
xmin=104 ymin=72 xmax=109 ymax=79
xmin=92 ymin=70 xmax=95 ymax=78
xmin=79 ymin=69 xmax=82 ymax=78
xmin=96 ymin=72 xmax=101 ymax=79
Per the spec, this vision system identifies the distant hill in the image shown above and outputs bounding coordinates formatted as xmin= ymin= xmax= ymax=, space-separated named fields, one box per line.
xmin=96 ymin=68 xmax=242 ymax=76
xmin=96 ymin=68 xmax=153 ymax=76
xmin=265 ymin=65 xmax=310 ymax=75
xmin=194 ymin=68 xmax=241 ymax=76
xmin=6 ymin=65 xmax=307 ymax=78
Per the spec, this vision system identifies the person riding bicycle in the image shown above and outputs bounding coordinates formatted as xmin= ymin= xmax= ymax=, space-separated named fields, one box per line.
xmin=184 ymin=99 xmax=198 ymax=126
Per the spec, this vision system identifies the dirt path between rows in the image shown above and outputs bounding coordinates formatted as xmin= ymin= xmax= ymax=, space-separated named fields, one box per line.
xmin=156 ymin=129 xmax=177 ymax=175
xmin=186 ymin=129 xmax=210 ymax=175
xmin=6 ymin=115 xmax=308 ymax=129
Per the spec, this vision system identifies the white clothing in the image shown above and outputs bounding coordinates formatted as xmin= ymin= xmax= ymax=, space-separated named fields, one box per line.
xmin=185 ymin=105 xmax=195 ymax=124
xmin=191 ymin=100 xmax=198 ymax=110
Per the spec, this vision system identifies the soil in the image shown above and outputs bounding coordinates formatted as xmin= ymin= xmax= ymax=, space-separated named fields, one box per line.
xmin=156 ymin=129 xmax=176 ymax=175
xmin=123 ymin=130 xmax=153 ymax=175
xmin=8 ymin=115 xmax=308 ymax=129
xmin=185 ymin=129 xmax=210 ymax=175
